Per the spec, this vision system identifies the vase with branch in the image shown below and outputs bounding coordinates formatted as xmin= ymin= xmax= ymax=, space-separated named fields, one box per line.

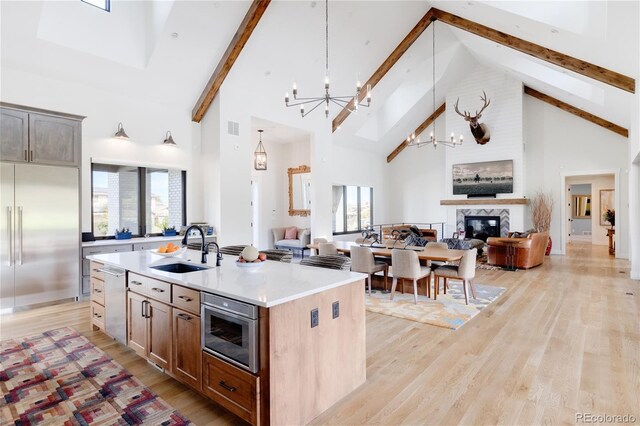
xmin=531 ymin=192 xmax=553 ymax=255
xmin=603 ymin=209 xmax=615 ymax=230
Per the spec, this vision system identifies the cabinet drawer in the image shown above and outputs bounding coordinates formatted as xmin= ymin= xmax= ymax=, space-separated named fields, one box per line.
xmin=90 ymin=302 xmax=105 ymax=330
xmin=90 ymin=278 xmax=105 ymax=305
xmin=128 ymin=272 xmax=171 ymax=303
xmin=90 ymin=262 xmax=104 ymax=281
xmin=202 ymin=352 xmax=259 ymax=425
xmin=172 ymin=285 xmax=200 ymax=315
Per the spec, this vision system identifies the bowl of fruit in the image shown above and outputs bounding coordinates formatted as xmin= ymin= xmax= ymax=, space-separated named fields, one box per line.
xmin=151 ymin=242 xmax=187 ymax=257
xmin=236 ymin=246 xmax=267 ymax=271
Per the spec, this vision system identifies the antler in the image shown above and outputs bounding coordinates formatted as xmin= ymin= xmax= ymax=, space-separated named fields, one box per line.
xmin=454 ymin=98 xmax=471 ymax=119
xmin=475 ymin=90 xmax=491 ymax=118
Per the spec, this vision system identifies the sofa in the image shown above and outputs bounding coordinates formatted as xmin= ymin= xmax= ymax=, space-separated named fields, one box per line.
xmin=272 ymin=227 xmax=311 ymax=258
xmin=486 ymin=231 xmax=549 ymax=269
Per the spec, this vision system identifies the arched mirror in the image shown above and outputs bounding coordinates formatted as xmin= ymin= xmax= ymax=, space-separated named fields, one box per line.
xmin=572 ymin=195 xmax=591 ymax=219
xmin=288 ymin=165 xmax=311 ymax=216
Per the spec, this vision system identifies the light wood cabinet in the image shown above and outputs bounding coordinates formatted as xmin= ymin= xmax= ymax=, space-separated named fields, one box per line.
xmin=203 ymin=351 xmax=260 ymax=425
xmin=0 ymin=106 xmax=82 ymax=167
xmin=127 ymin=291 xmax=148 ymax=358
xmin=147 ymin=299 xmax=172 ymax=370
xmin=172 ymin=308 xmax=202 ymax=390
xmin=89 ymin=261 xmax=105 ymax=332
xmin=0 ymin=108 xmax=29 ymax=162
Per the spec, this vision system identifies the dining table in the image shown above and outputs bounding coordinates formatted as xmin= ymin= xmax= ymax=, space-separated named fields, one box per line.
xmin=307 ymin=241 xmax=465 ymax=262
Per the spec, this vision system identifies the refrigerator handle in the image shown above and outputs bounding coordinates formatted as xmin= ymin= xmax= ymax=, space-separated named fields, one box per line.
xmin=7 ymin=207 xmax=12 ymax=266
xmin=17 ymin=206 xmax=23 ymax=265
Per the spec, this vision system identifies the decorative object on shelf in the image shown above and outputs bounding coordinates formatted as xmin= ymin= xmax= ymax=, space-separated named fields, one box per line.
xmin=454 ymin=91 xmax=491 ymax=144
xmin=408 ymin=18 xmax=463 ymax=150
xmin=162 ymin=225 xmax=177 ymax=236
xmin=284 ymin=0 xmax=371 ymax=118
xmin=162 ymin=131 xmax=177 ymax=146
xmin=114 ymin=227 xmax=132 ymax=240
xmin=530 ymin=192 xmax=553 ymax=255
xmin=254 ymin=129 xmax=267 ymax=170
xmin=288 ymin=165 xmax=311 ymax=216
xmin=114 ymin=122 xmax=129 ymax=139
xmin=600 ymin=189 xmax=615 ymax=226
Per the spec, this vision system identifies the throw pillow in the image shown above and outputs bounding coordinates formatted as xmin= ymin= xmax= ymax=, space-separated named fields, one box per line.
xmin=284 ymin=227 xmax=298 ymax=240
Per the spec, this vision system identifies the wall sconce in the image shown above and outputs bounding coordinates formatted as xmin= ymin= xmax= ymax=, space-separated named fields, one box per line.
xmin=163 ymin=131 xmax=177 ymax=146
xmin=114 ymin=122 xmax=129 ymax=139
xmin=254 ymin=129 xmax=267 ymax=170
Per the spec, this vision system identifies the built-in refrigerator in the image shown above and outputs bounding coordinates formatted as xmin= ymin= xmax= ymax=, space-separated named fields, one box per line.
xmin=1 ymin=163 xmax=79 ymax=310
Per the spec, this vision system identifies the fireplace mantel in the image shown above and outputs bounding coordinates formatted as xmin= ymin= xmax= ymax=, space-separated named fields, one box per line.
xmin=440 ymin=198 xmax=529 ymax=206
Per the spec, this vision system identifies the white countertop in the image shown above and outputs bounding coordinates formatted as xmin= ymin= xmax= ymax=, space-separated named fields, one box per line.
xmin=88 ymin=249 xmax=366 ymax=308
xmin=82 ymin=235 xmax=216 ymax=247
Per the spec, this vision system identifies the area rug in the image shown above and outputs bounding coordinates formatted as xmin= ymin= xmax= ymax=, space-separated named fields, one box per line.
xmin=0 ymin=327 xmax=192 ymax=425
xmin=365 ymin=282 xmax=506 ymax=330
xmin=475 ymin=253 xmax=502 ymax=270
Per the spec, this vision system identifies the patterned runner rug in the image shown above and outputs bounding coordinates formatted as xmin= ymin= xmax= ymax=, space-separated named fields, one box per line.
xmin=366 ymin=282 xmax=506 ymax=330
xmin=0 ymin=327 xmax=192 ymax=425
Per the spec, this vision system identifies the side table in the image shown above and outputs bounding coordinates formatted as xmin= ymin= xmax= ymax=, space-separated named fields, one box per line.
xmin=607 ymin=229 xmax=615 ymax=255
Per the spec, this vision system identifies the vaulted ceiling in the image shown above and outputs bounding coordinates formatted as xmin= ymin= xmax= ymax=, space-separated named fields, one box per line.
xmin=1 ymin=1 xmax=637 ymax=155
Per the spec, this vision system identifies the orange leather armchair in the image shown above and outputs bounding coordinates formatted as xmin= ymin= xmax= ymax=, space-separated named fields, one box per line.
xmin=486 ymin=231 xmax=549 ymax=269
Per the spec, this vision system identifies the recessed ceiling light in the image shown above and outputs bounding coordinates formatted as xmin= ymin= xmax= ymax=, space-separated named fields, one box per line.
xmin=551 ymin=28 xmax=559 ymax=34
xmin=467 ymin=1 xmax=473 ymax=5
xmin=171 ymin=32 xmax=179 ymax=39
xmin=310 ymin=1 xmax=316 ymax=8
xmin=406 ymin=68 xmax=411 ymax=73
xmin=515 ymin=24 xmax=520 ymax=29
xmin=265 ymin=70 xmax=271 ymax=76
xmin=364 ymin=40 xmax=370 ymax=46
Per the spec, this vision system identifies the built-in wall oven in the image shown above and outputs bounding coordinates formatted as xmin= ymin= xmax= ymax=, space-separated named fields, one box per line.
xmin=201 ymin=292 xmax=259 ymax=374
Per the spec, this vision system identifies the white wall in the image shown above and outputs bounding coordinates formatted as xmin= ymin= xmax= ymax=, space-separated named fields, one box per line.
xmin=0 ymin=67 xmax=204 ymax=232
xmin=566 ymin=176 xmax=614 ymax=246
xmin=524 ymin=96 xmax=629 ymax=258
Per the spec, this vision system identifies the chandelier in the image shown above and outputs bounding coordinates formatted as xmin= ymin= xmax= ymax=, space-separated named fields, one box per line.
xmin=284 ymin=0 xmax=371 ymax=118
xmin=254 ymin=130 xmax=267 ymax=170
xmin=408 ymin=18 xmax=463 ymax=149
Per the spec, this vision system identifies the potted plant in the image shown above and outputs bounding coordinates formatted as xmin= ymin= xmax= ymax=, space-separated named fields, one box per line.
xmin=115 ymin=227 xmax=132 ymax=240
xmin=531 ymin=192 xmax=553 ymax=255
xmin=603 ymin=209 xmax=615 ymax=229
xmin=162 ymin=225 xmax=177 ymax=237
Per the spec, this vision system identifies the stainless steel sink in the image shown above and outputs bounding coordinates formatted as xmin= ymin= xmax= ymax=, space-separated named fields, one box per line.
xmin=149 ymin=263 xmax=210 ymax=274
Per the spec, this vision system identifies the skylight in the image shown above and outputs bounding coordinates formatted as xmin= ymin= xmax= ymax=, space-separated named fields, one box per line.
xmin=81 ymin=0 xmax=110 ymax=12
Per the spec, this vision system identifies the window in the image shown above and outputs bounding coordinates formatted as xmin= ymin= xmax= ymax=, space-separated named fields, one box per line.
xmin=332 ymin=185 xmax=374 ymax=234
xmin=81 ymin=0 xmax=110 ymax=11
xmin=91 ymin=163 xmax=186 ymax=238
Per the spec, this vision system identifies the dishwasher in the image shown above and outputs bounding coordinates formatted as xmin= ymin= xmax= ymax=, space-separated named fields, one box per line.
xmin=97 ymin=266 xmax=127 ymax=345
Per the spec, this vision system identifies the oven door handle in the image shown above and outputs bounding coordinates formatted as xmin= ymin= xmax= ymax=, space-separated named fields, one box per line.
xmin=202 ymin=304 xmax=255 ymax=322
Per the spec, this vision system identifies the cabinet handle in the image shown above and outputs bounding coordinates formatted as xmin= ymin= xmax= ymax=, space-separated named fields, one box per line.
xmin=177 ymin=295 xmax=192 ymax=302
xmin=7 ymin=207 xmax=12 ymax=266
xmin=24 ymin=150 xmax=28 ymax=161
xmin=93 ymin=288 xmax=102 ymax=294
xmin=93 ymin=313 xmax=102 ymax=319
xmin=218 ymin=381 xmax=236 ymax=392
xmin=151 ymin=287 xmax=165 ymax=293
xmin=177 ymin=313 xmax=192 ymax=321
xmin=130 ymin=280 xmax=142 ymax=286
xmin=29 ymin=150 xmax=33 ymax=162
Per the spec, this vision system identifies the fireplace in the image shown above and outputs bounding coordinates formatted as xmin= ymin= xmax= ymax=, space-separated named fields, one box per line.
xmin=464 ymin=216 xmax=500 ymax=242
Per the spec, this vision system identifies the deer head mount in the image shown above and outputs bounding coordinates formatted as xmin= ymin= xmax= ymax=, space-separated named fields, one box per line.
xmin=454 ymin=91 xmax=491 ymax=145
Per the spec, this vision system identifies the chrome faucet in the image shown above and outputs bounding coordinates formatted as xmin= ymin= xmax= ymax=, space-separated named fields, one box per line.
xmin=182 ymin=225 xmax=208 ymax=263
xmin=206 ymin=242 xmax=223 ymax=267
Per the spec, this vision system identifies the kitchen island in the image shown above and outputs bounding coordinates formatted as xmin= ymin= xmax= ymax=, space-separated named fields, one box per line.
xmin=88 ymin=249 xmax=367 ymax=426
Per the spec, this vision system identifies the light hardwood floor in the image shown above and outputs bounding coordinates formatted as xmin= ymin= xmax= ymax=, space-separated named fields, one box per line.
xmin=1 ymin=244 xmax=638 ymax=425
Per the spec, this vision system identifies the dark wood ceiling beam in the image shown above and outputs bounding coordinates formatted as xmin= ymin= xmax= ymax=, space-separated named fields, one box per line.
xmin=331 ymin=8 xmax=437 ymax=133
xmin=386 ymin=103 xmax=446 ymax=163
xmin=432 ymin=9 xmax=635 ymax=94
xmin=192 ymin=0 xmax=271 ymax=123
xmin=524 ymin=86 xmax=628 ymax=138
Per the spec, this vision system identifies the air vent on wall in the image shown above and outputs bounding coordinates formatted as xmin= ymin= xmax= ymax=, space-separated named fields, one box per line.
xmin=227 ymin=121 xmax=239 ymax=136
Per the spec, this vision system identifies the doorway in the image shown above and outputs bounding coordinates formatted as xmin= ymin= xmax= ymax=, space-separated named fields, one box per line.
xmin=561 ymin=171 xmax=617 ymax=256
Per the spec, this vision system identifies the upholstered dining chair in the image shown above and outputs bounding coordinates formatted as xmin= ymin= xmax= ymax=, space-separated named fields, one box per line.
xmin=350 ymin=246 xmax=389 ymax=295
xmin=390 ymin=249 xmax=431 ymax=304
xmin=300 ymin=255 xmax=352 ymax=271
xmin=318 ymin=242 xmax=338 ymax=256
xmin=259 ymin=249 xmax=293 ymax=263
xmin=312 ymin=238 xmax=328 ymax=255
xmin=433 ymin=248 xmax=477 ymax=305
xmin=426 ymin=241 xmax=449 ymax=268
xmin=218 ymin=245 xmax=248 ymax=256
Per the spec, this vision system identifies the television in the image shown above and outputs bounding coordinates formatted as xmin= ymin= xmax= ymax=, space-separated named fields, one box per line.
xmin=452 ymin=160 xmax=513 ymax=196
